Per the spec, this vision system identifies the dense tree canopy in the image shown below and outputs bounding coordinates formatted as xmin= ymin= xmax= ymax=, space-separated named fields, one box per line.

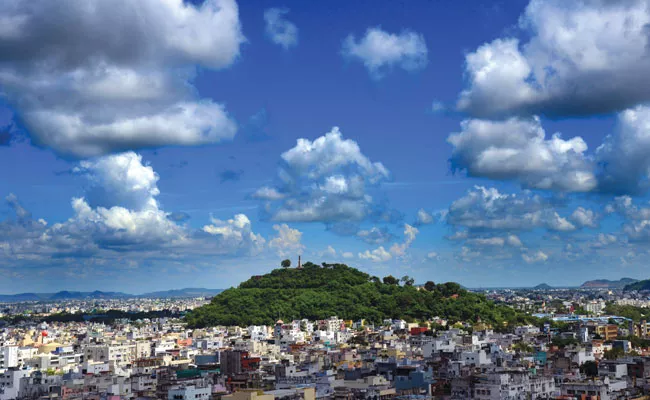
xmin=185 ymin=263 xmax=535 ymax=328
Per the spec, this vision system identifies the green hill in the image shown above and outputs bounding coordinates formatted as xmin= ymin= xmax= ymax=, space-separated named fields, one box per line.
xmin=185 ymin=263 xmax=534 ymax=328
xmin=624 ymin=279 xmax=650 ymax=291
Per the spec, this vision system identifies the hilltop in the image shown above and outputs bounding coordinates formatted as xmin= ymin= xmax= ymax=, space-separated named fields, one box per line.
xmin=185 ymin=262 xmax=534 ymax=328
xmin=624 ymin=279 xmax=650 ymax=292
xmin=533 ymin=283 xmax=553 ymax=290
xmin=580 ymin=278 xmax=638 ymax=289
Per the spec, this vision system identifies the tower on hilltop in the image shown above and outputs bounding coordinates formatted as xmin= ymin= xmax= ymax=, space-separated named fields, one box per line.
xmin=297 ymin=255 xmax=302 ymax=269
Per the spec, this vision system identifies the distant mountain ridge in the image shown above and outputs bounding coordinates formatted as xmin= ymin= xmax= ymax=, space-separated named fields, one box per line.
xmin=0 ymin=288 xmax=223 ymax=302
xmin=580 ymin=278 xmax=638 ymax=289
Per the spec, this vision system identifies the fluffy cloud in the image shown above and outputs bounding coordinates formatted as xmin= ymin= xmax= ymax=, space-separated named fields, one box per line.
xmin=357 ymin=227 xmax=394 ymax=244
xmin=201 ymin=214 xmax=266 ymax=255
xmin=389 ymin=224 xmax=419 ymax=257
xmin=466 ymin=235 xmax=524 ymax=248
xmin=446 ymin=186 xmax=575 ymax=232
xmin=458 ymin=0 xmax=650 ymax=117
xmin=342 ymin=27 xmax=427 ymax=79
xmin=264 ymin=8 xmax=298 ymax=49
xmin=358 ymin=246 xmax=392 ymax=263
xmin=596 ymin=106 xmax=650 ymax=194
xmin=449 ymin=106 xmax=650 ymax=195
xmin=448 ymin=117 xmax=595 ymax=192
xmin=569 ymin=207 xmax=599 ymax=229
xmin=606 ymin=196 xmax=650 ymax=243
xmin=416 ymin=209 xmax=434 ymax=225
xmin=0 ymin=151 xmax=270 ymax=267
xmin=522 ymin=250 xmax=548 ymax=264
xmin=0 ymin=0 xmax=243 ymax=157
xmin=255 ymin=127 xmax=391 ymax=224
xmin=268 ymin=223 xmax=304 ymax=256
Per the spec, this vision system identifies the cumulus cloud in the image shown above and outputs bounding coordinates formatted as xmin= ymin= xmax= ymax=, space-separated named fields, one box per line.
xmin=416 ymin=209 xmax=434 ymax=225
xmin=264 ymin=8 xmax=298 ymax=49
xmin=448 ymin=117 xmax=595 ymax=192
xmin=342 ymin=27 xmax=427 ymax=79
xmin=605 ymin=196 xmax=650 ymax=243
xmin=268 ymin=223 xmax=304 ymax=256
xmin=357 ymin=227 xmax=394 ymax=244
xmin=569 ymin=207 xmax=599 ymax=229
xmin=389 ymin=224 xmax=419 ymax=257
xmin=522 ymin=250 xmax=548 ymax=264
xmin=0 ymin=151 xmax=269 ymax=267
xmin=255 ymin=127 xmax=392 ymax=224
xmin=201 ymin=214 xmax=266 ymax=255
xmin=596 ymin=106 xmax=650 ymax=194
xmin=447 ymin=186 xmax=575 ymax=232
xmin=0 ymin=0 xmax=243 ymax=157
xmin=74 ymin=152 xmax=160 ymax=210
xmin=457 ymin=0 xmax=650 ymax=117
xmin=358 ymin=246 xmax=392 ymax=263
xmin=449 ymin=106 xmax=650 ymax=195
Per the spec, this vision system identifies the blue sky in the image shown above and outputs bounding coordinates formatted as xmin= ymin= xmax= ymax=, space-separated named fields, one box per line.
xmin=2 ymin=0 xmax=650 ymax=292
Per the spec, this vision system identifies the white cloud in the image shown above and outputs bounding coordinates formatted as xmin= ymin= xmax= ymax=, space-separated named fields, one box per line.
xmin=389 ymin=224 xmax=419 ymax=257
xmin=342 ymin=251 xmax=354 ymax=259
xmin=447 ymin=186 xmax=576 ymax=232
xmin=357 ymin=227 xmax=393 ymax=244
xmin=358 ymin=246 xmax=392 ymax=263
xmin=0 ymin=0 xmax=243 ymax=157
xmin=268 ymin=223 xmax=304 ymax=256
xmin=449 ymin=105 xmax=650 ymax=195
xmin=0 ymin=151 xmax=272 ymax=267
xmin=522 ymin=250 xmax=548 ymax=264
xmin=606 ymin=196 xmax=650 ymax=243
xmin=320 ymin=245 xmax=337 ymax=258
xmin=74 ymin=152 xmax=160 ymax=210
xmin=256 ymin=127 xmax=391 ymax=223
xmin=416 ymin=209 xmax=434 ymax=225
xmin=342 ymin=27 xmax=427 ymax=79
xmin=264 ymin=8 xmax=298 ymax=49
xmin=596 ymin=106 xmax=650 ymax=194
xmin=569 ymin=207 xmax=599 ymax=229
xmin=457 ymin=0 xmax=650 ymax=117
xmin=448 ymin=117 xmax=595 ymax=192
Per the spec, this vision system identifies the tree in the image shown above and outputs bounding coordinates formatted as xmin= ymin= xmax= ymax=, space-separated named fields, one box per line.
xmin=281 ymin=259 xmax=291 ymax=268
xmin=580 ymin=360 xmax=598 ymax=377
xmin=401 ymin=275 xmax=415 ymax=286
xmin=424 ymin=281 xmax=436 ymax=292
xmin=383 ymin=275 xmax=399 ymax=285
xmin=604 ymin=347 xmax=625 ymax=360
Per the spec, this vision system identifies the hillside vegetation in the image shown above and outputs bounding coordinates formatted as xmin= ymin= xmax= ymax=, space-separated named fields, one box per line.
xmin=624 ymin=279 xmax=650 ymax=292
xmin=185 ymin=263 xmax=534 ymax=328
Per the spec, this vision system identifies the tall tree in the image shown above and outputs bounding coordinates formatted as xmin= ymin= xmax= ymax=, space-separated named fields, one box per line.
xmin=281 ymin=259 xmax=291 ymax=268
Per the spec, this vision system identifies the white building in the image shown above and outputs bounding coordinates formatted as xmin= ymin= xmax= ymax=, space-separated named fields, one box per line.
xmin=0 ymin=346 xmax=18 ymax=369
xmin=168 ymin=384 xmax=211 ymax=400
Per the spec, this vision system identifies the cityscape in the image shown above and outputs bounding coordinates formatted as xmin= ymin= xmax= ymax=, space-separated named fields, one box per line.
xmin=4 ymin=0 xmax=650 ymax=399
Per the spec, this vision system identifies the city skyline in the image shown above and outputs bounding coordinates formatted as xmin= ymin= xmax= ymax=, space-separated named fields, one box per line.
xmin=3 ymin=0 xmax=650 ymax=292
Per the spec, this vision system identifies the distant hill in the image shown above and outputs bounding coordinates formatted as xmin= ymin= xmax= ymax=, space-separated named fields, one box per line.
xmin=0 ymin=288 xmax=223 ymax=302
xmin=139 ymin=288 xmax=224 ymax=298
xmin=580 ymin=278 xmax=638 ymax=289
xmin=624 ymin=280 xmax=650 ymax=291
xmin=533 ymin=283 xmax=553 ymax=290
xmin=185 ymin=263 xmax=535 ymax=328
